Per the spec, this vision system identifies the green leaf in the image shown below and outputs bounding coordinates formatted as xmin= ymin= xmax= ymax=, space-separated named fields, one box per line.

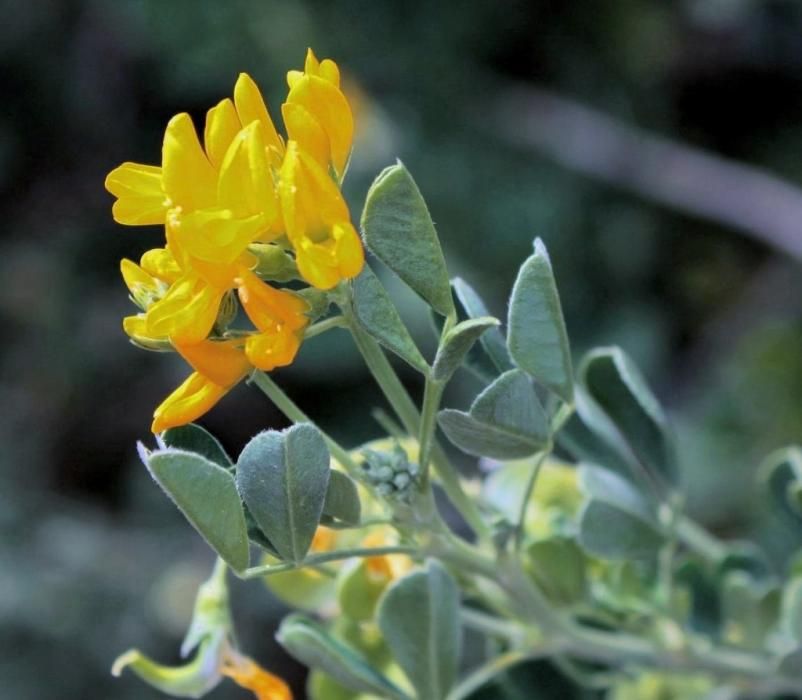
xmin=336 ymin=559 xmax=389 ymax=622
xmin=146 ymin=449 xmax=249 ymax=571
xmin=236 ymin=424 xmax=330 ymax=563
xmin=352 ymin=265 xmax=428 ymax=373
xmin=782 ymin=576 xmax=802 ymax=642
xmin=452 ymin=277 xmax=513 ymax=376
xmin=322 ymin=470 xmax=362 ymax=527
xmin=432 ymin=316 xmax=500 ymax=382
xmin=438 ymin=410 xmax=542 ymax=460
xmin=579 ymin=347 xmax=677 ymax=485
xmin=438 ymin=370 xmax=550 ymax=460
xmin=577 ymin=465 xmax=663 ymax=560
xmin=471 ymin=370 xmax=550 ymax=442
xmin=525 ymin=536 xmax=586 ymax=606
xmin=759 ymin=446 xmax=802 ymax=525
xmin=112 ymin=633 xmax=225 ymax=699
xmin=507 ymin=239 xmax=573 ymax=402
xmin=721 ymin=571 xmax=780 ymax=650
xmin=378 ymin=560 xmax=461 ymax=700
xmin=161 ymin=424 xmax=232 ymax=467
xmin=361 ymin=163 xmax=454 ymax=317
xmin=277 ymin=614 xmax=409 ymax=700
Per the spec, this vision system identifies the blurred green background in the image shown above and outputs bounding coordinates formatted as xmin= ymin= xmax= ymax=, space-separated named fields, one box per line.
xmin=2 ymin=1 xmax=801 ymax=697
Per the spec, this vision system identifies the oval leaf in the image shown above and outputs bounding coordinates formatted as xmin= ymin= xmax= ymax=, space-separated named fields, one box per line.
xmin=322 ymin=470 xmax=362 ymax=527
xmin=147 ymin=449 xmax=249 ymax=572
xmin=377 ymin=560 xmax=461 ymax=700
xmin=759 ymin=446 xmax=802 ymax=525
xmin=579 ymin=347 xmax=677 ymax=485
xmin=277 ymin=614 xmax=408 ymax=700
xmin=507 ymin=239 xmax=573 ymax=402
xmin=161 ymin=424 xmax=232 ymax=467
xmin=438 ymin=410 xmax=544 ymax=460
xmin=453 ymin=277 xmax=513 ymax=377
xmin=352 ymin=265 xmax=428 ymax=373
xmin=236 ymin=424 xmax=330 ymax=563
xmin=361 ymin=163 xmax=454 ymax=317
xmin=432 ymin=316 xmax=500 ymax=382
xmin=471 ymin=369 xmax=550 ymax=443
xmin=577 ymin=464 xmax=663 ymax=560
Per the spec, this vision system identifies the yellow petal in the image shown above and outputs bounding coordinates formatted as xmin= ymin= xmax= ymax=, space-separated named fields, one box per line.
xmin=304 ymin=48 xmax=320 ymax=75
xmin=332 ymin=221 xmax=365 ymax=279
xmin=236 ymin=269 xmax=309 ymax=332
xmin=123 ymin=314 xmax=172 ymax=351
xmin=162 ymin=113 xmax=217 ymax=211
xmin=285 ymin=75 xmax=353 ymax=176
xmin=217 ymin=122 xmax=279 ymax=221
xmin=221 ymin=653 xmax=292 ymax=700
xmin=233 ymin=73 xmax=283 ymax=156
xmin=105 ymin=162 xmax=166 ymax=225
xmin=318 ymin=58 xmax=340 ymax=87
xmin=281 ymin=102 xmax=330 ymax=173
xmin=244 ymin=327 xmax=302 ymax=372
xmin=140 ymin=247 xmax=182 ymax=284
xmin=170 ymin=207 xmax=271 ymax=266
xmin=121 ymin=258 xmax=167 ymax=309
xmin=204 ymin=98 xmax=241 ymax=168
xmin=174 ymin=339 xmax=250 ymax=387
xmin=145 ymin=273 xmax=223 ymax=345
xmin=151 ymin=372 xmax=229 ymax=433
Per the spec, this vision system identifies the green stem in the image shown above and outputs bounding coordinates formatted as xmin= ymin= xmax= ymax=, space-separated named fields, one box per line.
xmin=674 ymin=514 xmax=727 ymax=564
xmin=304 ymin=315 xmax=347 ymax=339
xmin=512 ymin=448 xmax=550 ymax=550
xmin=417 ymin=377 xmax=445 ymax=485
xmin=248 ymin=370 xmax=362 ymax=476
xmin=344 ymin=314 xmax=490 ymax=540
xmin=238 ymin=545 xmax=418 ymax=579
xmin=446 ymin=649 xmax=553 ymax=700
xmin=459 ymin=607 xmax=527 ymax=643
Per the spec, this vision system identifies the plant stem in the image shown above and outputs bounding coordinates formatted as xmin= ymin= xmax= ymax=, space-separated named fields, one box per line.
xmin=304 ymin=315 xmax=347 ymax=339
xmin=248 ymin=370 xmax=362 ymax=476
xmin=343 ymin=313 xmax=490 ymax=540
xmin=446 ymin=649 xmax=553 ymax=700
xmin=238 ymin=545 xmax=419 ymax=579
xmin=417 ymin=377 xmax=445 ymax=485
xmin=459 ymin=607 xmax=527 ymax=643
xmin=512 ymin=448 xmax=550 ymax=550
xmin=674 ymin=514 xmax=728 ymax=564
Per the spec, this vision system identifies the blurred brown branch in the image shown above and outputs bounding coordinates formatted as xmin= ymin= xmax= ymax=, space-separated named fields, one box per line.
xmin=493 ymin=85 xmax=802 ymax=262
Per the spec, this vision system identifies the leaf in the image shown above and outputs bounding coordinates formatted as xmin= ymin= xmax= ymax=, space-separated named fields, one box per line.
xmin=361 ymin=162 xmax=454 ymax=317
xmin=377 ymin=560 xmax=461 ymax=700
xmin=721 ymin=571 xmax=780 ymax=649
xmin=452 ymin=277 xmax=513 ymax=376
xmin=507 ymin=239 xmax=573 ymax=402
xmin=322 ymin=470 xmax=361 ymax=527
xmin=147 ymin=449 xmax=249 ymax=571
xmin=161 ymin=424 xmax=232 ymax=467
xmin=579 ymin=347 xmax=677 ymax=485
xmin=276 ymin=614 xmax=408 ymax=700
xmin=336 ymin=559 xmax=389 ymax=622
xmin=236 ymin=424 xmax=330 ymax=563
xmin=577 ymin=464 xmax=663 ymax=560
xmin=432 ymin=316 xmax=500 ymax=382
xmin=759 ymin=446 xmax=802 ymax=525
xmin=438 ymin=410 xmax=543 ymax=460
xmin=782 ymin=576 xmax=802 ymax=642
xmin=471 ymin=370 xmax=550 ymax=443
xmin=352 ymin=265 xmax=428 ymax=373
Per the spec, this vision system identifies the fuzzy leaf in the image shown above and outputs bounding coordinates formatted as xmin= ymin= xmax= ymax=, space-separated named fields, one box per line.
xmin=277 ymin=614 xmax=408 ymax=700
xmin=432 ymin=316 xmax=499 ymax=382
xmin=377 ymin=560 xmax=461 ymax=700
xmin=352 ymin=265 xmax=428 ymax=373
xmin=322 ymin=470 xmax=362 ymax=527
xmin=161 ymin=424 xmax=232 ymax=467
xmin=361 ymin=163 xmax=454 ymax=317
xmin=507 ymin=239 xmax=573 ymax=402
xmin=236 ymin=424 xmax=330 ymax=562
xmin=438 ymin=410 xmax=544 ymax=460
xmin=147 ymin=450 xmax=249 ymax=571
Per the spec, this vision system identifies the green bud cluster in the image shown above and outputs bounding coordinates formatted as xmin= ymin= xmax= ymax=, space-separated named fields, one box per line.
xmin=361 ymin=444 xmax=420 ymax=499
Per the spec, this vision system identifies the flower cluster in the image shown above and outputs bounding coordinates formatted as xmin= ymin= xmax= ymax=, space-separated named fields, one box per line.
xmin=106 ymin=50 xmax=364 ymax=432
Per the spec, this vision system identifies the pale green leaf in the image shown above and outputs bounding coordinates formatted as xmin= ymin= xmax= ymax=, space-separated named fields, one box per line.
xmin=361 ymin=163 xmax=454 ymax=317
xmin=352 ymin=265 xmax=428 ymax=373
xmin=507 ymin=239 xmax=573 ymax=402
xmin=147 ymin=450 xmax=249 ymax=571
xmin=161 ymin=424 xmax=232 ymax=467
xmin=322 ymin=470 xmax=361 ymax=527
xmin=432 ymin=316 xmax=500 ymax=382
xmin=377 ymin=560 xmax=461 ymax=700
xmin=471 ymin=369 xmax=549 ymax=443
xmin=277 ymin=614 xmax=409 ymax=700
xmin=236 ymin=424 xmax=330 ymax=562
xmin=438 ymin=410 xmax=545 ymax=460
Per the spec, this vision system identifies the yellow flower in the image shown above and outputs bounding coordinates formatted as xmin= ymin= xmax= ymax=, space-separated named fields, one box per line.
xmin=279 ymin=141 xmax=364 ymax=290
xmin=221 ymin=651 xmax=292 ymax=700
xmin=361 ymin=530 xmax=414 ymax=582
xmin=235 ymin=268 xmax=309 ymax=370
xmin=151 ymin=338 xmax=251 ymax=433
xmin=284 ymin=48 xmax=354 ymax=179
